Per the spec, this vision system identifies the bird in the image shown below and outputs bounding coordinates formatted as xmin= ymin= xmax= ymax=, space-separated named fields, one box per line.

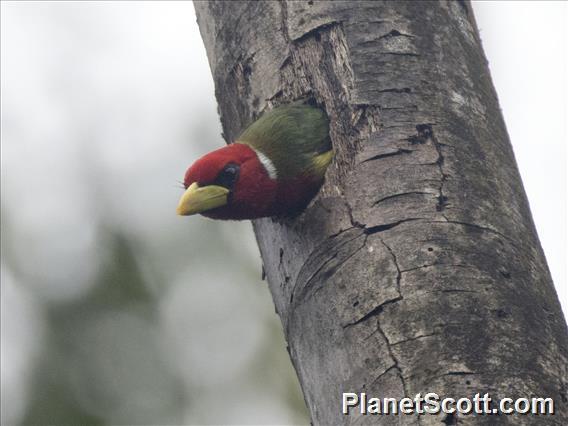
xmin=176 ymin=103 xmax=333 ymax=220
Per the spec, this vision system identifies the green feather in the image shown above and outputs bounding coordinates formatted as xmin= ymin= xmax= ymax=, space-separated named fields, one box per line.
xmin=237 ymin=104 xmax=333 ymax=180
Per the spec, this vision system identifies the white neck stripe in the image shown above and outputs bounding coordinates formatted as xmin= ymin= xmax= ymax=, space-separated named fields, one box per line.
xmin=252 ymin=148 xmax=278 ymax=180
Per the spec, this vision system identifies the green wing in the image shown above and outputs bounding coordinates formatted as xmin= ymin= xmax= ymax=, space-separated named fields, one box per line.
xmin=238 ymin=104 xmax=332 ymax=180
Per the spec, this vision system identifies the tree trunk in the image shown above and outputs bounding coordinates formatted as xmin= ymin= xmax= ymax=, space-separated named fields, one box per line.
xmin=194 ymin=1 xmax=567 ymax=424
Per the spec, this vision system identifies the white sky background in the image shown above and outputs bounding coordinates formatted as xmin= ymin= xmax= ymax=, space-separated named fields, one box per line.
xmin=1 ymin=1 xmax=567 ymax=425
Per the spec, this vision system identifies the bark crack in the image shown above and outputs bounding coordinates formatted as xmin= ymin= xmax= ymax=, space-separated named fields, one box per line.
xmin=378 ymin=87 xmax=412 ymax=93
xmin=445 ymin=371 xmax=476 ymax=376
xmin=368 ymin=364 xmax=397 ymax=388
xmin=378 ymin=237 xmax=402 ymax=295
xmin=342 ymin=231 xmax=404 ymax=328
xmin=290 ymin=231 xmax=365 ymax=305
xmin=342 ymin=295 xmax=403 ymax=329
xmin=360 ymin=148 xmax=413 ymax=164
xmin=279 ymin=0 xmax=290 ymax=42
xmin=309 ymin=234 xmax=368 ymax=301
xmin=381 ymin=52 xmax=420 ymax=57
xmin=391 ymin=332 xmax=440 ymax=346
xmin=376 ymin=317 xmax=409 ymax=398
xmin=359 ymin=30 xmax=415 ymax=48
xmin=431 ymin=125 xmax=449 ymax=213
xmin=408 ymin=124 xmax=448 ymax=214
xmin=345 ymin=198 xmax=365 ymax=229
xmin=400 ymin=263 xmax=477 ymax=273
xmin=374 ymin=191 xmax=435 ymax=207
xmin=364 ymin=218 xmax=424 ymax=234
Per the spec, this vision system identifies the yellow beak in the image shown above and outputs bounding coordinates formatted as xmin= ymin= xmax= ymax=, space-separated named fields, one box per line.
xmin=176 ymin=182 xmax=230 ymax=216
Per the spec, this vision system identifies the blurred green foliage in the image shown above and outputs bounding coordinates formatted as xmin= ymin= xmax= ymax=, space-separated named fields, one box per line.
xmin=1 ymin=3 xmax=310 ymax=424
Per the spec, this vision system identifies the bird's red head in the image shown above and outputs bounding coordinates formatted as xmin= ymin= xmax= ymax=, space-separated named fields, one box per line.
xmin=178 ymin=143 xmax=278 ymax=220
xmin=177 ymin=104 xmax=333 ymax=220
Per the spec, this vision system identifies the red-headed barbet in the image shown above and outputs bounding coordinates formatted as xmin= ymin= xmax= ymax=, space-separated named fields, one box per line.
xmin=176 ymin=104 xmax=333 ymax=220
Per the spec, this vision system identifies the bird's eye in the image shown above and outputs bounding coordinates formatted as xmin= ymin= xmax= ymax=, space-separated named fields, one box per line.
xmin=215 ymin=163 xmax=240 ymax=189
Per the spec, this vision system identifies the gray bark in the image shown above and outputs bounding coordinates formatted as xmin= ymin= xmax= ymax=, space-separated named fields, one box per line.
xmin=194 ymin=1 xmax=568 ymax=424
